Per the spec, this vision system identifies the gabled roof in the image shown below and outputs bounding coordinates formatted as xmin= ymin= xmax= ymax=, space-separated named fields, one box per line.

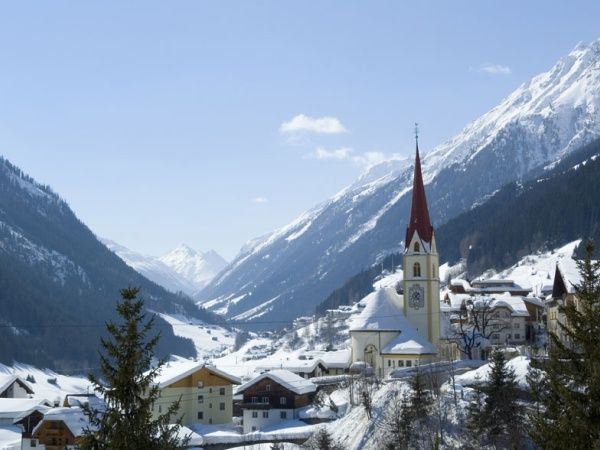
xmin=0 ymin=398 xmax=51 ymax=421
xmin=236 ymin=369 xmax=317 ymax=396
xmin=0 ymin=374 xmax=34 ymax=396
xmin=405 ymin=145 xmax=433 ymax=246
xmin=153 ymin=360 xmax=241 ymax=389
xmin=382 ymin=329 xmax=437 ymax=355
xmin=555 ymin=257 xmax=585 ymax=294
xmin=350 ymin=288 xmax=405 ymax=331
xmin=32 ymin=407 xmax=89 ymax=438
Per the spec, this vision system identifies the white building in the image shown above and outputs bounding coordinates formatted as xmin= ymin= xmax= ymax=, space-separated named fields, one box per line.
xmin=0 ymin=375 xmax=34 ymax=399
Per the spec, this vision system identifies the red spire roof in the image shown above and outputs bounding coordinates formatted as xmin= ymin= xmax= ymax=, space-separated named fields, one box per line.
xmin=405 ymin=143 xmax=434 ymax=246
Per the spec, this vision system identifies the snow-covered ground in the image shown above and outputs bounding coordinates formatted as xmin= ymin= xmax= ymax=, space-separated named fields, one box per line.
xmin=479 ymin=240 xmax=580 ymax=295
xmin=0 ymin=426 xmax=21 ymax=450
xmin=157 ymin=313 xmax=234 ymax=358
xmin=0 ymin=363 xmax=92 ymax=404
xmin=455 ymin=356 xmax=531 ymax=389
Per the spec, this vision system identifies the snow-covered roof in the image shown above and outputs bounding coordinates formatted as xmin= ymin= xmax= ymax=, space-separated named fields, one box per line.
xmin=557 ymin=257 xmax=583 ymax=294
xmin=316 ymin=349 xmax=352 ymax=369
xmin=450 ymin=278 xmax=473 ymax=292
xmin=32 ymin=407 xmax=89 ymax=438
xmin=236 ymin=369 xmax=317 ymax=396
xmin=63 ymin=394 xmax=105 ymax=411
xmin=0 ymin=398 xmax=51 ymax=421
xmin=0 ymin=374 xmax=34 ymax=396
xmin=173 ymin=425 xmax=204 ymax=447
xmin=349 ymin=288 xmax=405 ymax=331
xmin=256 ymin=358 xmax=324 ymax=374
xmin=382 ymin=327 xmax=437 ymax=355
xmin=153 ymin=360 xmax=240 ymax=389
xmin=473 ymin=294 xmax=530 ymax=317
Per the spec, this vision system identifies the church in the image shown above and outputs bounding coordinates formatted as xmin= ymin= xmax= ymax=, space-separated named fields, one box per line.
xmin=350 ymin=138 xmax=440 ymax=377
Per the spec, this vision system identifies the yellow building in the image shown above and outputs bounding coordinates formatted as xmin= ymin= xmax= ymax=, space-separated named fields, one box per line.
xmin=153 ymin=360 xmax=240 ymax=426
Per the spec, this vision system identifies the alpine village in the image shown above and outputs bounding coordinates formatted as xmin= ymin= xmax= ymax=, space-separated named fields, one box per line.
xmin=1 ymin=4 xmax=600 ymax=450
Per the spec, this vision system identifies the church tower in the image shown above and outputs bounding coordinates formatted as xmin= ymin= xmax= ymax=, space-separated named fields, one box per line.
xmin=402 ymin=132 xmax=440 ymax=347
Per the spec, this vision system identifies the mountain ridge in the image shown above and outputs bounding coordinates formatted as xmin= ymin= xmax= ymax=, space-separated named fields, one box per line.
xmin=198 ymin=38 xmax=600 ymax=326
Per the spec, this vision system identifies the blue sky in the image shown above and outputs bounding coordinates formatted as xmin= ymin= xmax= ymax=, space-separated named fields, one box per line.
xmin=1 ymin=1 xmax=599 ymax=259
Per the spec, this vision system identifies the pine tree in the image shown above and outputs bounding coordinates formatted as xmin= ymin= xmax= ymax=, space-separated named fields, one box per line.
xmin=304 ymin=428 xmax=342 ymax=450
xmin=480 ymin=350 xmax=523 ymax=447
xmin=382 ymin=395 xmax=413 ymax=450
xmin=80 ymin=288 xmax=187 ymax=450
xmin=531 ymin=242 xmax=600 ymax=449
xmin=408 ymin=370 xmax=432 ymax=422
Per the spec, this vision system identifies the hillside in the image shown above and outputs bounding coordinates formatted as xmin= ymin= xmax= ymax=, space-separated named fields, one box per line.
xmin=198 ymin=39 xmax=600 ymax=326
xmin=437 ymin=136 xmax=600 ymax=275
xmin=313 ymin=137 xmax=600 ymax=313
xmin=0 ymin=157 xmax=218 ymax=371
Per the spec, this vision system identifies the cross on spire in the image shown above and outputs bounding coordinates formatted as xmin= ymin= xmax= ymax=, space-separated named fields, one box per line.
xmin=414 ymin=122 xmax=419 ymax=147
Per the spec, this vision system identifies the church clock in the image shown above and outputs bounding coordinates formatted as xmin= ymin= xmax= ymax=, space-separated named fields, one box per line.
xmin=408 ymin=284 xmax=425 ymax=310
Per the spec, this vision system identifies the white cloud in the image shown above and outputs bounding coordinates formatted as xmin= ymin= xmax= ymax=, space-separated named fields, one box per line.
xmin=252 ymin=197 xmax=268 ymax=204
xmin=351 ymin=151 xmax=390 ymax=168
xmin=305 ymin=147 xmax=400 ymax=170
xmin=476 ymin=63 xmax=512 ymax=75
xmin=306 ymin=146 xmax=354 ymax=160
xmin=280 ymin=114 xmax=348 ymax=135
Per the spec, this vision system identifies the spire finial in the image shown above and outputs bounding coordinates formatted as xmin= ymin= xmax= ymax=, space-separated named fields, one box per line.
xmin=414 ymin=122 xmax=419 ymax=148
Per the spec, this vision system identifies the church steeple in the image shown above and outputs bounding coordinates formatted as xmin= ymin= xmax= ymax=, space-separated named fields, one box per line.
xmin=405 ymin=127 xmax=433 ymax=247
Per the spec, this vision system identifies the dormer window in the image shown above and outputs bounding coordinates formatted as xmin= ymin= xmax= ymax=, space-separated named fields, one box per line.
xmin=413 ymin=262 xmax=421 ymax=277
xmin=413 ymin=242 xmax=420 ymax=253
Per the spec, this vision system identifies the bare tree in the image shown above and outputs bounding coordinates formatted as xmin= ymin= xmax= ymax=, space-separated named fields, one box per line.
xmin=453 ymin=297 xmax=511 ymax=359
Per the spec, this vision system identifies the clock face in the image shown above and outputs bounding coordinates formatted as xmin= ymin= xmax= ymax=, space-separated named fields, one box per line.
xmin=408 ymin=285 xmax=425 ymax=310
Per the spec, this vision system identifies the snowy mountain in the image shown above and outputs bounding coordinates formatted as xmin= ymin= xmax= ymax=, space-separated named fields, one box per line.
xmin=102 ymin=239 xmax=199 ymax=295
xmin=159 ymin=245 xmax=227 ymax=292
xmin=198 ymin=39 xmax=600 ymax=326
xmin=102 ymin=241 xmax=227 ymax=296
xmin=0 ymin=156 xmax=217 ymax=370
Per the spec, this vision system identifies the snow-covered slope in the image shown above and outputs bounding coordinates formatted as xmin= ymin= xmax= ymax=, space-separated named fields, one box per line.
xmin=199 ymin=39 xmax=600 ymax=326
xmin=160 ymin=245 xmax=227 ymax=291
xmin=479 ymin=240 xmax=581 ymax=296
xmin=102 ymin=240 xmax=227 ymax=296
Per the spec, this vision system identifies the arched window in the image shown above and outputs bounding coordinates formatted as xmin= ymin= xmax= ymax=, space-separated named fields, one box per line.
xmin=432 ymin=264 xmax=436 ymax=278
xmin=413 ymin=262 xmax=421 ymax=277
xmin=413 ymin=242 xmax=420 ymax=253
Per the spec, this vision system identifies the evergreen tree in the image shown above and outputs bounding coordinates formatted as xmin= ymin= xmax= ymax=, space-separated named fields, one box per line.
xmin=408 ymin=370 xmax=432 ymax=422
xmin=382 ymin=395 xmax=413 ymax=450
xmin=531 ymin=242 xmax=600 ymax=449
xmin=80 ymin=287 xmax=187 ymax=450
xmin=303 ymin=428 xmax=342 ymax=450
xmin=480 ymin=350 xmax=523 ymax=447
xmin=464 ymin=384 xmax=485 ymax=448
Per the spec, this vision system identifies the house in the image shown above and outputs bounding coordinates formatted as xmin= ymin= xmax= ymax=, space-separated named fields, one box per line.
xmin=5 ymin=399 xmax=52 ymax=449
xmin=349 ymin=141 xmax=440 ymax=377
xmin=25 ymin=407 xmax=88 ymax=450
xmin=317 ymin=349 xmax=352 ymax=375
xmin=236 ymin=369 xmax=317 ymax=433
xmin=0 ymin=375 xmax=34 ymax=398
xmin=152 ymin=360 xmax=240 ymax=427
xmin=546 ymin=257 xmax=595 ymax=347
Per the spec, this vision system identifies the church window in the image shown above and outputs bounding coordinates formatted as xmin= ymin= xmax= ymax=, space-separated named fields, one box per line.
xmin=413 ymin=242 xmax=420 ymax=253
xmin=413 ymin=262 xmax=421 ymax=277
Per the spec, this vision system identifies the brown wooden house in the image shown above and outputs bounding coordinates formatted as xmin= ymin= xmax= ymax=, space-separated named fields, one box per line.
xmin=236 ymin=369 xmax=317 ymax=433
